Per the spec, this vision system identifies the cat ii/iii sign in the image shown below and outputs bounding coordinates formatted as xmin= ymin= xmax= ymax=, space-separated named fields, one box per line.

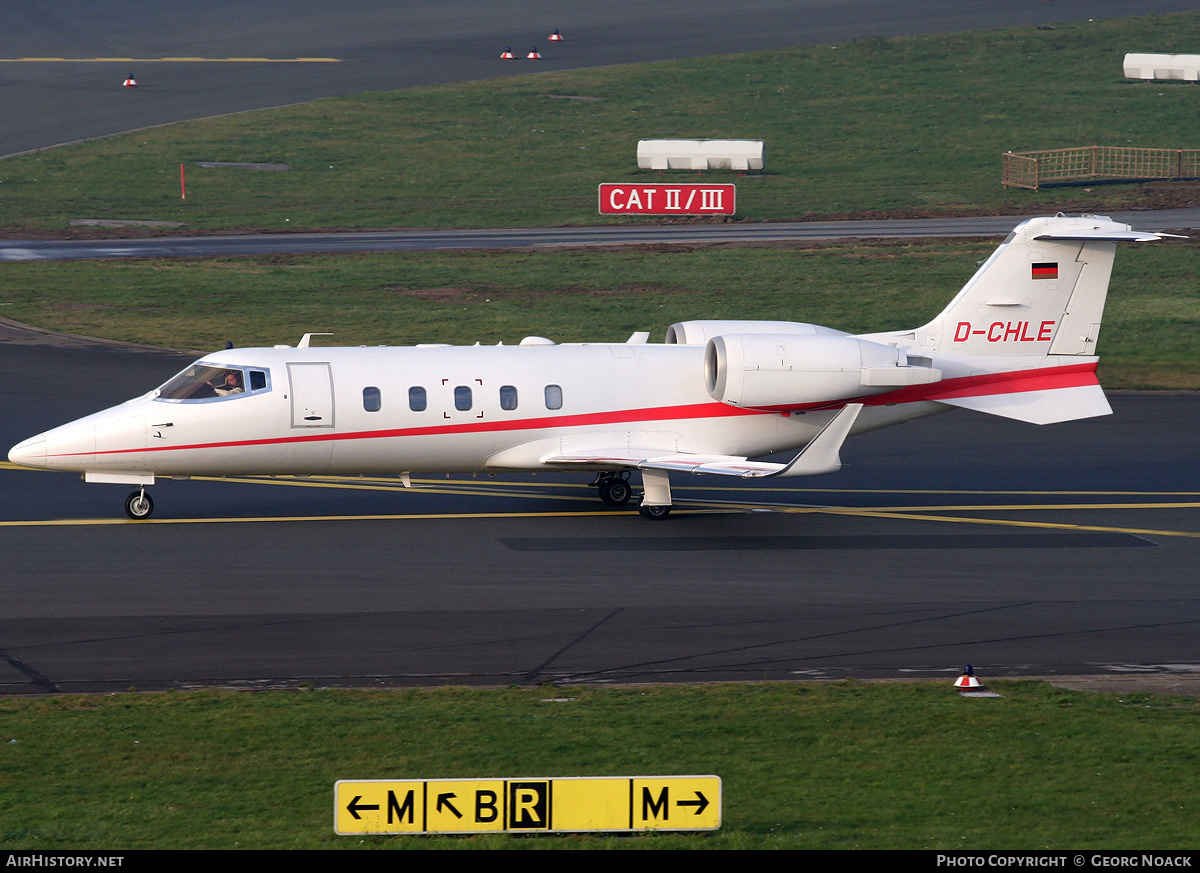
xmin=598 ymin=184 xmax=735 ymax=215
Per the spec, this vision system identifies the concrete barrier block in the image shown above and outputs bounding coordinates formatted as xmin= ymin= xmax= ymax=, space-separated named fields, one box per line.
xmin=1124 ymin=53 xmax=1200 ymax=81
xmin=637 ymin=139 xmax=764 ymax=171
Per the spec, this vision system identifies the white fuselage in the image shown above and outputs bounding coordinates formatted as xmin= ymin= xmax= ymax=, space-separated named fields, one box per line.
xmin=11 ymin=342 xmax=939 ymax=479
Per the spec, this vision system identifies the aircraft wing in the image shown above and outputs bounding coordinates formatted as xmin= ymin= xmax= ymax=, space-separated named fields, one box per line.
xmin=545 ymin=403 xmax=863 ymax=479
xmin=547 ymin=450 xmax=784 ymax=478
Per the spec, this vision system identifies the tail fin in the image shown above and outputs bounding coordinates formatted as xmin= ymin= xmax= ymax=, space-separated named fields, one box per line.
xmin=920 ymin=214 xmax=1162 ymax=357
xmin=905 ymin=215 xmax=1167 ymax=424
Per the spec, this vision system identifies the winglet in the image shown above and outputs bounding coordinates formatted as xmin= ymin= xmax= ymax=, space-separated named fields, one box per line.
xmin=769 ymin=403 xmax=863 ymax=478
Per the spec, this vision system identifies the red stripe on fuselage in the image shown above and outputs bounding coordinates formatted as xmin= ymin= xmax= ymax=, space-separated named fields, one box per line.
xmin=50 ymin=362 xmax=1099 ymax=459
xmin=52 ymin=400 xmax=759 ymax=459
xmin=757 ymin=362 xmax=1099 ymax=412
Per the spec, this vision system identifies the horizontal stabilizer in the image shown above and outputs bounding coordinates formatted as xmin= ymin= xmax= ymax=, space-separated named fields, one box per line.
xmin=938 ymin=384 xmax=1111 ymax=424
xmin=1033 ymin=229 xmax=1177 ymax=242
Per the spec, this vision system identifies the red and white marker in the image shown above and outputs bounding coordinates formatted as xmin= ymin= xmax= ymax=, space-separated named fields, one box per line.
xmin=123 ymin=75 xmax=138 ymax=88
xmin=499 ymin=47 xmax=515 ymax=59
xmin=526 ymin=47 xmax=542 ymax=60
xmin=548 ymin=28 xmax=564 ymax=41
xmin=954 ymin=665 xmax=985 ymax=691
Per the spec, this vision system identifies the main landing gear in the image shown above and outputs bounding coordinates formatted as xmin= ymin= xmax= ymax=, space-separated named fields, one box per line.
xmin=124 ymin=487 xmax=154 ymax=520
xmin=593 ymin=470 xmax=672 ymax=519
xmin=594 ymin=472 xmax=633 ymax=507
xmin=637 ymin=503 xmax=671 ymax=520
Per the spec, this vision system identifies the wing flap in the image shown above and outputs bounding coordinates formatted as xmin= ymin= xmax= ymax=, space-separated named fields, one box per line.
xmin=544 ymin=404 xmax=864 ymax=479
xmin=547 ymin=449 xmax=782 ymax=478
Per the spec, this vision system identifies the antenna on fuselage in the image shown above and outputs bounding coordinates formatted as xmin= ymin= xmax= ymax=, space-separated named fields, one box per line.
xmin=297 ymin=332 xmax=333 ymax=349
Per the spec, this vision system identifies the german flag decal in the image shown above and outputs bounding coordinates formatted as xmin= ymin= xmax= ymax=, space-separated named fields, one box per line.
xmin=1032 ymin=262 xmax=1058 ymax=280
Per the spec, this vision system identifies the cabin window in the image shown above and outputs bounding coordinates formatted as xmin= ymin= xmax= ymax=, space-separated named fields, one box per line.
xmin=249 ymin=370 xmax=267 ymax=391
xmin=408 ymin=386 xmax=427 ymax=412
xmin=545 ymin=384 xmax=563 ymax=410
xmin=499 ymin=385 xmax=518 ymax=410
xmin=363 ymin=386 xmax=381 ymax=412
xmin=454 ymin=385 xmax=473 ymax=411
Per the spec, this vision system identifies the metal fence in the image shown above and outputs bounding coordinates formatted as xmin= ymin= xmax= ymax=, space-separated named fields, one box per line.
xmin=1002 ymin=146 xmax=1200 ymax=190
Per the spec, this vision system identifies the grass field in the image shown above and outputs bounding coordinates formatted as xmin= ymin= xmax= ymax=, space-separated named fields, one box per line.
xmin=2 ymin=12 xmax=1200 ymax=232
xmin=2 ymin=682 xmax=1198 ymax=850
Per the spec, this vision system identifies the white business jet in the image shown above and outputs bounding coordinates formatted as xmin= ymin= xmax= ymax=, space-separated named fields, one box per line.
xmin=8 ymin=215 xmax=1167 ymax=520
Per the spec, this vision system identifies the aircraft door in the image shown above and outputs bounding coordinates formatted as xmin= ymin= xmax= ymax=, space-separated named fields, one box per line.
xmin=288 ymin=362 xmax=335 ymax=428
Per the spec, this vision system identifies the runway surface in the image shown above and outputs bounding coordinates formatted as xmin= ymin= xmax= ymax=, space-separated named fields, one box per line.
xmin=4 ymin=0 xmax=1197 ymax=158
xmin=2 ymin=1 xmax=1198 ymax=695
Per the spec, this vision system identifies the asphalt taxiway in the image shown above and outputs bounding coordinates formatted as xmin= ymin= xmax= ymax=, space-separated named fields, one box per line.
xmin=2 ymin=323 xmax=1197 ymax=694
xmin=6 ymin=209 xmax=1200 ymax=262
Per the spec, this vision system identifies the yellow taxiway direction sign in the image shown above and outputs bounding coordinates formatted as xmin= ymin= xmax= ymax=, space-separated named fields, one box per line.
xmin=335 ymin=776 xmax=721 ymax=835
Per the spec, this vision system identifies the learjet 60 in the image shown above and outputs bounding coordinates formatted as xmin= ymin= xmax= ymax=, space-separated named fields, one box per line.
xmin=8 ymin=215 xmax=1166 ymax=519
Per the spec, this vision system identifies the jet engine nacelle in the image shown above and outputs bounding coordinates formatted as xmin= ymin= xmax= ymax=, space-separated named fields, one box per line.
xmin=705 ymin=333 xmax=941 ymax=409
xmin=666 ymin=320 xmax=848 ymax=345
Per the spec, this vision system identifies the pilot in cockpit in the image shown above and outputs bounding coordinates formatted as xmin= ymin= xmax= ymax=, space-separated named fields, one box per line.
xmin=211 ymin=371 xmax=244 ymax=396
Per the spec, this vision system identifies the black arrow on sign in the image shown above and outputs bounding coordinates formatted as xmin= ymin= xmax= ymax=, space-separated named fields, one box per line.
xmin=346 ymin=795 xmax=379 ymax=820
xmin=437 ymin=793 xmax=463 ymax=818
xmin=677 ymin=792 xmax=709 ymax=815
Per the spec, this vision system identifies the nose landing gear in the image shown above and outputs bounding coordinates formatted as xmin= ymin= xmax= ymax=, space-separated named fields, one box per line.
xmin=124 ymin=487 xmax=154 ymax=520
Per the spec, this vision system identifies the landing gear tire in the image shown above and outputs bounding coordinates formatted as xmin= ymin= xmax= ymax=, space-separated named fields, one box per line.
xmin=638 ymin=504 xmax=671 ymax=520
xmin=124 ymin=490 xmax=154 ymax=520
xmin=598 ymin=477 xmax=632 ymax=507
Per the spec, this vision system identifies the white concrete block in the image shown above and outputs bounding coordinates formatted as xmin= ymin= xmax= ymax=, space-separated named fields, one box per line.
xmin=637 ymin=139 xmax=764 ymax=171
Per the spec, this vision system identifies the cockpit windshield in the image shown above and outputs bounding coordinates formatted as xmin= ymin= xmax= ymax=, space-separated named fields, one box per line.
xmin=157 ymin=364 xmax=268 ymax=401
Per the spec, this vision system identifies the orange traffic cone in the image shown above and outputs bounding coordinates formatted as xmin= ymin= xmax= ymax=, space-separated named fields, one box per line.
xmin=526 ymin=47 xmax=542 ymax=60
xmin=954 ymin=664 xmax=985 ymax=691
xmin=123 ymin=75 xmax=138 ymax=88
xmin=548 ymin=28 xmax=564 ymax=41
xmin=500 ymin=47 xmax=515 ymax=59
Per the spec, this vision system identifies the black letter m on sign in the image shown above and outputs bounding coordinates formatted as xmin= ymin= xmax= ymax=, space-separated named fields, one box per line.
xmin=642 ymin=786 xmax=669 ymax=821
xmin=387 ymin=790 xmax=414 ymax=824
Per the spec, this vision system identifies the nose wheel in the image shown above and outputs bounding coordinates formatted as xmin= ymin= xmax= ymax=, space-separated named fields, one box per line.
xmin=124 ymin=488 xmax=154 ymax=520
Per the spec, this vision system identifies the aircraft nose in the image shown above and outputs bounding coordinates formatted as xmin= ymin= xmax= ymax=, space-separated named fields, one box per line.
xmin=8 ymin=434 xmax=47 ymax=469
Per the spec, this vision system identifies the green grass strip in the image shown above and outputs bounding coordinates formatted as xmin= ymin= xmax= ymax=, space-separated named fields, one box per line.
xmin=1 ymin=682 xmax=1197 ymax=849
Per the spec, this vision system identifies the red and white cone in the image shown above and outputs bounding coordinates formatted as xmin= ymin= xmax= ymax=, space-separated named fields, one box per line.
xmin=954 ymin=664 xmax=985 ymax=691
xmin=548 ymin=28 xmax=564 ymax=41
xmin=526 ymin=47 xmax=542 ymax=60
xmin=499 ymin=47 xmax=515 ymax=59
xmin=123 ymin=75 xmax=138 ymax=88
